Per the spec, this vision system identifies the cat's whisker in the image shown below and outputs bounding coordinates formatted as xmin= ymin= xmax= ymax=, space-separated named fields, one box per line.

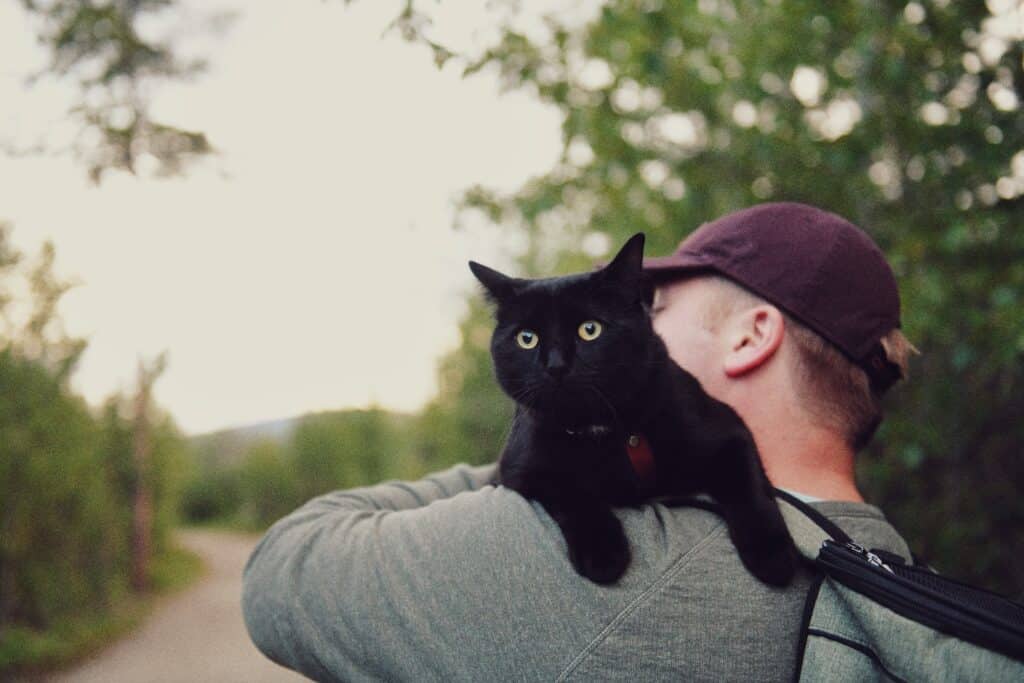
xmin=510 ymin=383 xmax=542 ymax=406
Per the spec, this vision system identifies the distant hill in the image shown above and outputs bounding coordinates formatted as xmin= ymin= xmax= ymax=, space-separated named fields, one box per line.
xmin=186 ymin=409 xmax=417 ymax=469
xmin=187 ymin=416 xmax=301 ymax=469
xmin=191 ymin=416 xmax=298 ymax=443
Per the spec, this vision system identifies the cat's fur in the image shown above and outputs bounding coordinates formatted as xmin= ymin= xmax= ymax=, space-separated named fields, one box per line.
xmin=469 ymin=233 xmax=798 ymax=586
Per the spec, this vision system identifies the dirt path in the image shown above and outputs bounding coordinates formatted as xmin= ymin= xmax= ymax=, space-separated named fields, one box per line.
xmin=47 ymin=529 xmax=307 ymax=683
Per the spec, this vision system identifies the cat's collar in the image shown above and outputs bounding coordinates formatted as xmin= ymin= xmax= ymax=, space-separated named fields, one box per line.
xmin=563 ymin=428 xmax=656 ymax=485
xmin=563 ymin=427 xmax=656 ymax=484
xmin=626 ymin=433 xmax=656 ymax=486
xmin=564 ymin=424 xmax=612 ymax=438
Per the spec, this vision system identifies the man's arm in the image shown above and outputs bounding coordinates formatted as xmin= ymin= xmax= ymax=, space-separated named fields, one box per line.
xmin=240 ymin=464 xmax=609 ymax=682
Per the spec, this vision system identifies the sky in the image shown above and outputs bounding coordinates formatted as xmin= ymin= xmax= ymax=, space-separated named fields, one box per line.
xmin=0 ymin=1 xmax=601 ymax=435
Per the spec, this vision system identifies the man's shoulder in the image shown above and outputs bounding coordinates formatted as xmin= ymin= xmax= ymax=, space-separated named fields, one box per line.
xmin=560 ymin=500 xmax=812 ymax=681
xmin=470 ymin=488 xmax=909 ymax=568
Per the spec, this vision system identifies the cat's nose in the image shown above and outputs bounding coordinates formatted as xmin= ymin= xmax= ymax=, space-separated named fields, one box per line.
xmin=545 ymin=349 xmax=568 ymax=378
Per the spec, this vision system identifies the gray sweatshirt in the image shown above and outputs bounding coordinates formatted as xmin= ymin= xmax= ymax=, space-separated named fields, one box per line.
xmin=242 ymin=464 xmax=910 ymax=682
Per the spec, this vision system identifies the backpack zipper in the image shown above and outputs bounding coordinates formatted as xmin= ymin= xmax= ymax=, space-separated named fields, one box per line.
xmin=818 ymin=539 xmax=1024 ymax=661
xmin=842 ymin=542 xmax=895 ymax=574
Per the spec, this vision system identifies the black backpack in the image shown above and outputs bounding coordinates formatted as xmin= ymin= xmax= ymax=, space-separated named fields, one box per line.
xmin=774 ymin=490 xmax=1024 ymax=682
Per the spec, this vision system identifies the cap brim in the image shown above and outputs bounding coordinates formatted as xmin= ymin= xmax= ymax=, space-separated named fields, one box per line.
xmin=640 ymin=253 xmax=712 ymax=283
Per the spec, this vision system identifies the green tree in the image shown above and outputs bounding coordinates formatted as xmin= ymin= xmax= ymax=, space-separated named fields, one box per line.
xmin=0 ymin=224 xmax=186 ymax=668
xmin=16 ymin=0 xmax=227 ymax=182
xmin=0 ymin=226 xmax=86 ymax=383
xmin=79 ymin=392 xmax=189 ymax=597
xmin=179 ymin=464 xmax=243 ymax=524
xmin=291 ymin=408 xmax=413 ymax=500
xmin=0 ymin=347 xmax=108 ymax=628
xmin=237 ymin=439 xmax=300 ymax=529
xmin=419 ymin=1 xmax=1024 ymax=597
xmin=415 ymin=296 xmax=512 ymax=471
xmin=0 ymin=224 xmax=110 ymax=630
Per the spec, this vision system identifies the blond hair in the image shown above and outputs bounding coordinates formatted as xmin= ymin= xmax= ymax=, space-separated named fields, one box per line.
xmin=698 ymin=276 xmax=916 ymax=451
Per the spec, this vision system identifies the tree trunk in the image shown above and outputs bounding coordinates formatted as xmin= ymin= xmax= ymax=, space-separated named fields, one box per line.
xmin=131 ymin=358 xmax=153 ymax=592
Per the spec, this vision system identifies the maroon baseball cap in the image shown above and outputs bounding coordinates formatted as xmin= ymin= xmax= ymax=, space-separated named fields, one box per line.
xmin=643 ymin=202 xmax=903 ymax=392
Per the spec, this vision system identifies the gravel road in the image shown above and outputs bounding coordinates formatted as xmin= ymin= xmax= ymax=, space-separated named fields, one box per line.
xmin=46 ymin=529 xmax=307 ymax=683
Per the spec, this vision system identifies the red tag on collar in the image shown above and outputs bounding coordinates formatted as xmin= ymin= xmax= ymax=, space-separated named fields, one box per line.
xmin=625 ymin=434 xmax=655 ymax=484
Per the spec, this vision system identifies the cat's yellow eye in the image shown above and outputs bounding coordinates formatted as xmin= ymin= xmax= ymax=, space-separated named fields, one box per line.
xmin=516 ymin=330 xmax=539 ymax=349
xmin=578 ymin=320 xmax=602 ymax=341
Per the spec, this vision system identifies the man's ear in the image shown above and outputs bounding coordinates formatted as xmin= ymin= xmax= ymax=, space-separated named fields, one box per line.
xmin=722 ymin=305 xmax=785 ymax=377
xmin=468 ymin=261 xmax=521 ymax=303
xmin=600 ymin=232 xmax=645 ymax=284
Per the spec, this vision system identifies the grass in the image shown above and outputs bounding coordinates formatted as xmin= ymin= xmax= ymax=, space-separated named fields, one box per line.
xmin=150 ymin=544 xmax=205 ymax=592
xmin=185 ymin=512 xmax=274 ymax=535
xmin=0 ymin=544 xmax=205 ymax=680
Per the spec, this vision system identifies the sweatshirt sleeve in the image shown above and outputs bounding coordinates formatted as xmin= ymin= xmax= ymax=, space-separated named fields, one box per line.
xmin=240 ymin=463 xmax=601 ymax=682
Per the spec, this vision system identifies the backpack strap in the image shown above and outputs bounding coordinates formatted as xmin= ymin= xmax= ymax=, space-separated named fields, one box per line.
xmin=773 ymin=488 xmax=851 ymax=560
xmin=773 ymin=490 xmax=853 ymax=683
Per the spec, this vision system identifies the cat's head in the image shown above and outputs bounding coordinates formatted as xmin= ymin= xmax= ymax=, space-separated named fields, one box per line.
xmin=469 ymin=233 xmax=656 ymax=430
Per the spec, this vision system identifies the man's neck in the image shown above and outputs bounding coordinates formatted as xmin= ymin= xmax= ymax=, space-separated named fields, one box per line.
xmin=754 ymin=424 xmax=864 ymax=503
xmin=716 ymin=369 xmax=865 ymax=502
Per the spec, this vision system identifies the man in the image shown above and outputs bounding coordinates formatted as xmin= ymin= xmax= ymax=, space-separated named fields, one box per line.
xmin=644 ymin=202 xmax=916 ymax=503
xmin=243 ymin=202 xmax=914 ymax=681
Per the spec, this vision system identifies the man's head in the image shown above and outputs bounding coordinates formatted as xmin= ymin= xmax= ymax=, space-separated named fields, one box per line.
xmin=643 ymin=202 xmax=916 ymax=452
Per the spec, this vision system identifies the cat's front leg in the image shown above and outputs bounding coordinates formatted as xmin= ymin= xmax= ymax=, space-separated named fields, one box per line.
xmin=539 ymin=495 xmax=630 ymax=585
xmin=496 ymin=413 xmax=631 ymax=584
xmin=699 ymin=433 xmax=799 ymax=587
xmin=651 ymin=407 xmax=798 ymax=586
xmin=501 ymin=469 xmax=631 ymax=583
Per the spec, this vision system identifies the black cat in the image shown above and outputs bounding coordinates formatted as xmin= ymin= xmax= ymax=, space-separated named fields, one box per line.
xmin=469 ymin=233 xmax=798 ymax=586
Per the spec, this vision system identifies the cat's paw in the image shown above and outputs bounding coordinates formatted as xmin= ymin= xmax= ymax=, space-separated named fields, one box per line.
xmin=566 ymin=515 xmax=631 ymax=585
xmin=740 ymin=538 xmax=800 ymax=587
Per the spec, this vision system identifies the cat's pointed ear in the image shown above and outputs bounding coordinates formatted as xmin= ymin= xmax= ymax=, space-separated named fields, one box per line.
xmin=600 ymin=232 xmax=646 ymax=283
xmin=469 ymin=261 xmax=520 ymax=302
